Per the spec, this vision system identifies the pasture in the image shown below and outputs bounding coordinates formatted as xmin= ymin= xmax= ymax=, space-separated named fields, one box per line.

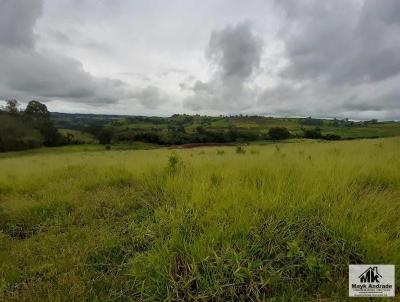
xmin=0 ymin=138 xmax=399 ymax=301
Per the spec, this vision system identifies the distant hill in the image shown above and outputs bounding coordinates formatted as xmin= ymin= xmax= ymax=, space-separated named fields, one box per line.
xmin=2 ymin=110 xmax=400 ymax=153
xmin=51 ymin=112 xmax=400 ymax=145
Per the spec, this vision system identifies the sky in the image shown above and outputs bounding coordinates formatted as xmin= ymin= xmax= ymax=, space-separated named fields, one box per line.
xmin=0 ymin=0 xmax=400 ymax=120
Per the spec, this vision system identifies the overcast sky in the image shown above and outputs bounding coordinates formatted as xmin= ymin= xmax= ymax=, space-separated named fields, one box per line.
xmin=0 ymin=0 xmax=399 ymax=120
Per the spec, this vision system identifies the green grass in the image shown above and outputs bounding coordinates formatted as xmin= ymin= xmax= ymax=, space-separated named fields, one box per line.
xmin=0 ymin=138 xmax=399 ymax=301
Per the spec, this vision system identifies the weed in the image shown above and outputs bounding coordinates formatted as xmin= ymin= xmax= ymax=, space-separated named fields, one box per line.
xmin=167 ymin=152 xmax=180 ymax=173
xmin=236 ymin=146 xmax=246 ymax=154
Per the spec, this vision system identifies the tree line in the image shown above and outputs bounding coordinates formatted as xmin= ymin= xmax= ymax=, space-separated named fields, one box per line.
xmin=1 ymin=100 xmax=344 ymax=152
xmin=0 ymin=100 xmax=65 ymax=152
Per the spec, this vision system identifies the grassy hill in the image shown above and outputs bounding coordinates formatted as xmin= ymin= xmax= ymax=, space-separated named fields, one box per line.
xmin=0 ymin=137 xmax=399 ymax=301
xmin=52 ymin=113 xmax=400 ymax=146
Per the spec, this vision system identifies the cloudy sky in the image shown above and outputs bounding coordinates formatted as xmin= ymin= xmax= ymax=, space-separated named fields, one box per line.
xmin=1 ymin=0 xmax=400 ymax=120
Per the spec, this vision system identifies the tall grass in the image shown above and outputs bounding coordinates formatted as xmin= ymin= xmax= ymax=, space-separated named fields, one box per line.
xmin=0 ymin=138 xmax=399 ymax=301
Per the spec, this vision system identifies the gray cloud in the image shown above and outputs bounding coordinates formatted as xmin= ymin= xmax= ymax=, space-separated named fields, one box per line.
xmin=0 ymin=0 xmax=132 ymax=105
xmin=207 ymin=21 xmax=263 ymax=83
xmin=130 ymin=86 xmax=169 ymax=109
xmin=48 ymin=30 xmax=71 ymax=44
xmin=1 ymin=0 xmax=400 ymax=119
xmin=278 ymin=0 xmax=400 ymax=85
xmin=254 ymin=0 xmax=400 ymax=120
xmin=184 ymin=22 xmax=263 ymax=111
xmin=0 ymin=0 xmax=42 ymax=48
xmin=0 ymin=47 xmax=130 ymax=104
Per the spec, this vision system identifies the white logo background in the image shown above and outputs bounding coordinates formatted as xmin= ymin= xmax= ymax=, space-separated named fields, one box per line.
xmin=349 ymin=264 xmax=395 ymax=297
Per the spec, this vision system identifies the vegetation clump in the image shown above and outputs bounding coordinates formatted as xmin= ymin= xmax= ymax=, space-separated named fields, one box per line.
xmin=167 ymin=152 xmax=181 ymax=173
xmin=0 ymin=100 xmax=64 ymax=151
xmin=268 ymin=127 xmax=291 ymax=140
xmin=236 ymin=145 xmax=246 ymax=154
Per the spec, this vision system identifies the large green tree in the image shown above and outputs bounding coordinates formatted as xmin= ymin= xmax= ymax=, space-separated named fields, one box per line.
xmin=24 ymin=100 xmax=63 ymax=147
xmin=24 ymin=100 xmax=50 ymax=120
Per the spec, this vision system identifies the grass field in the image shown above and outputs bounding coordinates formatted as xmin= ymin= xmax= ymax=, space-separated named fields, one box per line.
xmin=0 ymin=138 xmax=399 ymax=301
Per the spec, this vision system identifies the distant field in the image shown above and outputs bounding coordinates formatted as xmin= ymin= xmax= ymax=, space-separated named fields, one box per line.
xmin=51 ymin=112 xmax=400 ymax=144
xmin=0 ymin=138 xmax=399 ymax=301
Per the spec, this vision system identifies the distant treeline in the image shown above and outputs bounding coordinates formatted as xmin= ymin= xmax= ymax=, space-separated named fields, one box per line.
xmin=111 ymin=126 xmax=342 ymax=145
xmin=1 ymin=100 xmax=390 ymax=152
xmin=51 ymin=113 xmax=354 ymax=147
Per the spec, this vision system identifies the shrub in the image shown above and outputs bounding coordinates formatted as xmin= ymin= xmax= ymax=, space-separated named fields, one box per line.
xmin=98 ymin=128 xmax=113 ymax=145
xmin=303 ymin=128 xmax=323 ymax=139
xmin=268 ymin=127 xmax=291 ymax=140
xmin=324 ymin=134 xmax=341 ymax=141
xmin=300 ymin=117 xmax=323 ymax=126
xmin=236 ymin=146 xmax=246 ymax=154
xmin=167 ymin=152 xmax=181 ymax=173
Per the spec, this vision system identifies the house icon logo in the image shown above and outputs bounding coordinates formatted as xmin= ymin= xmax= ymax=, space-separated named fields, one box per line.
xmin=358 ymin=266 xmax=382 ymax=283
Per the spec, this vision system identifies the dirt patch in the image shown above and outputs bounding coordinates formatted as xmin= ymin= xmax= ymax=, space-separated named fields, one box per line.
xmin=172 ymin=143 xmax=234 ymax=149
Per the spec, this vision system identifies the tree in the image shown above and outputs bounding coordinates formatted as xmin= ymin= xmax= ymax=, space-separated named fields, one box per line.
xmin=97 ymin=128 xmax=113 ymax=145
xmin=5 ymin=99 xmax=19 ymax=115
xmin=25 ymin=100 xmax=50 ymax=120
xmin=303 ymin=128 xmax=323 ymax=139
xmin=268 ymin=127 xmax=291 ymax=140
xmin=300 ymin=117 xmax=323 ymax=126
xmin=42 ymin=122 xmax=63 ymax=146
xmin=24 ymin=100 xmax=64 ymax=147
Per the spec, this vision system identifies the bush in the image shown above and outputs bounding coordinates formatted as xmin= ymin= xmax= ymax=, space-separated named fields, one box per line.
xmin=98 ymin=128 xmax=113 ymax=145
xmin=324 ymin=134 xmax=341 ymax=141
xmin=236 ymin=146 xmax=246 ymax=154
xmin=167 ymin=152 xmax=181 ymax=173
xmin=303 ymin=128 xmax=323 ymax=139
xmin=42 ymin=122 xmax=64 ymax=147
xmin=268 ymin=127 xmax=291 ymax=140
xmin=300 ymin=117 xmax=323 ymax=126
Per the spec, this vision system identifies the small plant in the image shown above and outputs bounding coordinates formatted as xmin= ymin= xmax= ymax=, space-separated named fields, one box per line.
xmin=287 ymin=240 xmax=304 ymax=258
xmin=217 ymin=150 xmax=225 ymax=155
xmin=105 ymin=144 xmax=111 ymax=150
xmin=167 ymin=152 xmax=180 ymax=173
xmin=209 ymin=173 xmax=222 ymax=187
xmin=236 ymin=146 xmax=246 ymax=154
xmin=249 ymin=149 xmax=259 ymax=154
